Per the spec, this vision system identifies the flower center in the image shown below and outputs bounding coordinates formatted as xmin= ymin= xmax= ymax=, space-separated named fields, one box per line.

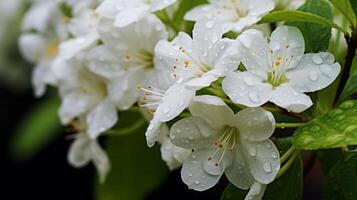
xmin=208 ymin=126 xmax=238 ymax=166
xmin=266 ymin=45 xmax=293 ymax=87
xmin=172 ymin=46 xmax=212 ymax=79
xmin=46 ymin=41 xmax=59 ymax=57
xmin=137 ymin=85 xmax=165 ymax=114
xmin=124 ymin=49 xmax=154 ymax=70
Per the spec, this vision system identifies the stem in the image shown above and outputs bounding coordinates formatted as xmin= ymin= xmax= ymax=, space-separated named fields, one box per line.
xmin=335 ymin=31 xmax=357 ymax=105
xmin=275 ymin=123 xmax=306 ymax=128
xmin=162 ymin=10 xmax=180 ymax=34
xmin=280 ymin=146 xmax=296 ymax=164
xmin=276 ymin=150 xmax=300 ymax=179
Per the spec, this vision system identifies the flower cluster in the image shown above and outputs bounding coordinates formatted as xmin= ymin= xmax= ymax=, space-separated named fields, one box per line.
xmin=19 ymin=0 xmax=341 ymax=199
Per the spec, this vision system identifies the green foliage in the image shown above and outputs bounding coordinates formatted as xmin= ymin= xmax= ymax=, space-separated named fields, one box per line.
xmin=329 ymin=0 xmax=356 ymax=29
xmin=97 ymin=111 xmax=168 ymax=200
xmin=293 ymin=100 xmax=357 ymax=150
xmin=259 ymin=10 xmax=345 ymax=34
xmin=221 ymin=139 xmax=303 ymax=200
xmin=324 ymin=154 xmax=357 ymax=200
xmin=11 ymin=96 xmax=61 ymax=161
xmin=288 ymin=0 xmax=333 ymax=53
xmin=351 ymin=0 xmax=357 ymax=17
xmin=338 ymin=55 xmax=357 ymax=103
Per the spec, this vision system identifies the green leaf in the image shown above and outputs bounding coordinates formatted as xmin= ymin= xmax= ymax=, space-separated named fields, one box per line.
xmin=338 ymin=55 xmax=357 ymax=103
xmin=221 ymin=139 xmax=303 ymax=200
xmin=11 ymin=96 xmax=61 ymax=161
xmin=351 ymin=0 xmax=357 ymax=16
xmin=259 ymin=10 xmax=346 ymax=34
xmin=324 ymin=154 xmax=357 ymax=200
xmin=293 ymin=100 xmax=357 ymax=150
xmin=287 ymin=0 xmax=333 ymax=53
xmin=329 ymin=0 xmax=357 ymax=29
xmin=97 ymin=111 xmax=168 ymax=200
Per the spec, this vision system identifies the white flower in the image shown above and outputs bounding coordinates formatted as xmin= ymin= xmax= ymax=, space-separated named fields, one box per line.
xmin=54 ymin=57 xmax=118 ymax=139
xmin=96 ymin=0 xmax=177 ymax=27
xmin=19 ymin=0 xmax=67 ymax=97
xmin=144 ymin=19 xmax=241 ymax=147
xmin=245 ymin=182 xmax=267 ymax=200
xmin=155 ymin=18 xmax=241 ymax=90
xmin=158 ymin=124 xmax=191 ymax=170
xmin=170 ymin=95 xmax=280 ymax=192
xmin=68 ymin=130 xmax=110 ymax=183
xmin=184 ymin=0 xmax=275 ymax=33
xmin=85 ymin=15 xmax=169 ymax=110
xmin=275 ymin=0 xmax=305 ymax=9
xmin=222 ymin=26 xmax=341 ymax=113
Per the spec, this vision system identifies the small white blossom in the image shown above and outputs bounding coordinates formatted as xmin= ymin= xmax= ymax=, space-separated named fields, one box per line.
xmin=184 ymin=0 xmax=275 ymax=33
xmin=96 ymin=0 xmax=177 ymax=27
xmin=222 ymin=26 xmax=341 ymax=113
xmin=170 ymin=95 xmax=280 ymax=192
xmin=19 ymin=0 xmax=67 ymax=97
xmin=54 ymin=56 xmax=118 ymax=139
xmin=68 ymin=128 xmax=110 ymax=183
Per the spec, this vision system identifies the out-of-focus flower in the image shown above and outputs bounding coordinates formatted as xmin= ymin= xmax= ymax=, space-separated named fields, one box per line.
xmin=184 ymin=0 xmax=275 ymax=33
xmin=96 ymin=0 xmax=177 ymax=27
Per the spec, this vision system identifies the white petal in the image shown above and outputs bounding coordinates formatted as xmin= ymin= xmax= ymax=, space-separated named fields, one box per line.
xmin=160 ymin=133 xmax=191 ymax=170
xmin=57 ymin=33 xmax=98 ymax=61
xmin=154 ymin=83 xmax=195 ymax=122
xmin=269 ymin=26 xmax=305 ymax=69
xmin=85 ymin=46 xmax=122 ymax=78
xmin=185 ymin=69 xmax=222 ymax=90
xmin=86 ymin=99 xmax=118 ymax=138
xmin=287 ymin=52 xmax=341 ymax=93
xmin=181 ymin=150 xmax=224 ymax=191
xmin=235 ymin=107 xmax=275 ymax=142
xmin=184 ymin=5 xmax=229 ymax=22
xmin=114 ymin=6 xmax=149 ymax=27
xmin=59 ymin=91 xmax=98 ymax=124
xmin=241 ymin=139 xmax=280 ymax=184
xmin=67 ymin=134 xmax=91 ymax=168
xmin=222 ymin=72 xmax=273 ymax=107
xmin=18 ymin=34 xmax=46 ymax=63
xmin=225 ymin=147 xmax=255 ymax=190
xmin=170 ymin=117 xmax=218 ymax=150
xmin=244 ymin=182 xmax=267 ymax=200
xmin=189 ymin=95 xmax=235 ymax=128
xmin=145 ymin=118 xmax=164 ymax=147
xmin=89 ymin=139 xmax=111 ymax=183
xmin=96 ymin=0 xmax=121 ymax=19
xmin=32 ymin=60 xmax=57 ymax=97
xmin=236 ymin=29 xmax=271 ymax=78
xmin=270 ymin=84 xmax=313 ymax=113
xmin=151 ymin=0 xmax=176 ymax=12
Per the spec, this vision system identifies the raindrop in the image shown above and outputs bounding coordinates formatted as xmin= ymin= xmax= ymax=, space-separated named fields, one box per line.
xmin=309 ymin=72 xmax=318 ymax=81
xmin=163 ymin=108 xmax=170 ymax=114
xmin=188 ymin=173 xmax=193 ymax=177
xmin=195 ymin=181 xmax=200 ymax=185
xmin=271 ymin=152 xmax=278 ymax=159
xmin=248 ymin=92 xmax=260 ymax=104
xmin=203 ymin=160 xmax=223 ymax=176
xmin=312 ymin=54 xmax=323 ymax=64
xmin=244 ymin=76 xmax=255 ymax=86
xmin=239 ymin=34 xmax=252 ymax=48
xmin=248 ymin=147 xmax=257 ymax=156
xmin=319 ymin=65 xmax=335 ymax=78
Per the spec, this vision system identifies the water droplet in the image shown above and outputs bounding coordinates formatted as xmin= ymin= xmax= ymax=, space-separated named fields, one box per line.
xmin=263 ymin=162 xmax=272 ymax=173
xmin=248 ymin=92 xmax=260 ymax=104
xmin=148 ymin=124 xmax=154 ymax=130
xmin=248 ymin=147 xmax=257 ymax=156
xmin=340 ymin=101 xmax=354 ymax=109
xmin=271 ymin=152 xmax=278 ymax=159
xmin=163 ymin=108 xmax=170 ymax=114
xmin=309 ymin=72 xmax=318 ymax=81
xmin=310 ymin=125 xmax=320 ymax=132
xmin=312 ymin=54 xmax=323 ymax=64
xmin=195 ymin=180 xmax=200 ymax=185
xmin=203 ymin=160 xmax=223 ymax=176
xmin=188 ymin=173 xmax=193 ymax=177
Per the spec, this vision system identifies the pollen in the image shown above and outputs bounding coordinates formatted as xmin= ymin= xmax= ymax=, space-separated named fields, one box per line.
xmin=183 ymin=60 xmax=189 ymax=67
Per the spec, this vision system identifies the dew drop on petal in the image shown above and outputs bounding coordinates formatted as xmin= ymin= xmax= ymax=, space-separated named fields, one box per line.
xmin=248 ymin=147 xmax=257 ymax=156
xmin=248 ymin=92 xmax=260 ymax=104
xmin=309 ymin=72 xmax=318 ymax=81
xmin=271 ymin=152 xmax=278 ymax=159
xmin=203 ymin=160 xmax=223 ymax=176
xmin=263 ymin=162 xmax=272 ymax=173
xmin=205 ymin=20 xmax=215 ymax=29
xmin=312 ymin=54 xmax=323 ymax=64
